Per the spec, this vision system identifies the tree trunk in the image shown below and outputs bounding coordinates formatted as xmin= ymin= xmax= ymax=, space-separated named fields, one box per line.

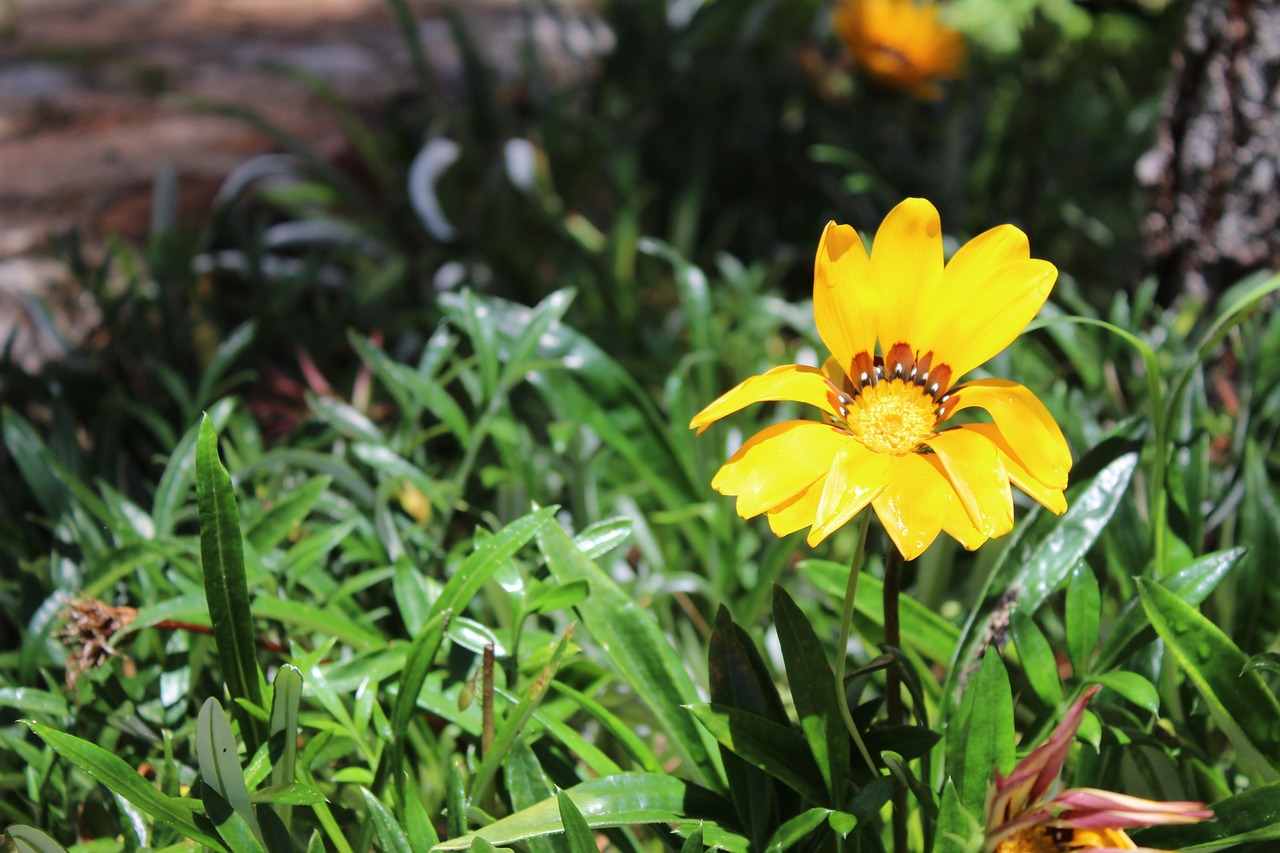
xmin=1138 ymin=0 xmax=1280 ymax=300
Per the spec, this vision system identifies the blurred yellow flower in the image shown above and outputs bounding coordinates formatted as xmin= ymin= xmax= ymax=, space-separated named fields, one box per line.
xmin=986 ymin=687 xmax=1212 ymax=852
xmin=832 ymin=0 xmax=965 ymax=100
xmin=691 ymin=198 xmax=1070 ymax=559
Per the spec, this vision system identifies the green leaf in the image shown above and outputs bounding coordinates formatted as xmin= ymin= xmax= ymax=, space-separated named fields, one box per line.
xmin=248 ymin=783 xmax=327 ymax=806
xmin=556 ymin=789 xmax=595 ymax=853
xmin=5 ymin=825 xmax=71 ymax=853
xmin=506 ymin=737 xmax=555 ymax=809
xmin=196 ymin=415 xmax=267 ymax=751
xmin=389 ymin=611 xmax=449 ymax=754
xmin=194 ymin=320 xmax=257 ymax=412
xmin=0 ymin=687 xmax=69 ymax=718
xmin=527 ymin=579 xmax=590 ymax=614
xmin=686 ymin=703 xmax=827 ymax=804
xmin=1096 ymin=548 xmax=1244 ymax=670
xmin=763 ymin=809 xmax=831 ymax=853
xmin=1064 ymin=562 xmax=1100 ymax=676
xmin=772 ymin=586 xmax=847 ymax=802
xmin=956 ymin=649 xmax=1014 ymax=819
xmin=308 ymin=394 xmax=386 ymax=445
xmin=945 ymin=453 xmax=1136 ymax=721
xmin=504 ymin=738 xmax=564 ymax=853
xmin=572 ymin=517 xmax=633 ymax=560
xmin=434 ymin=773 xmax=736 ymax=850
xmin=197 ymin=698 xmax=264 ymax=845
xmin=1138 ymin=579 xmax=1280 ymax=782
xmin=550 ymin=682 xmax=662 ymax=773
xmin=404 ymin=780 xmax=440 ymax=853
xmin=1088 ymin=672 xmax=1159 ymax=715
xmin=446 ymin=761 xmax=467 ymax=841
xmin=428 ymin=507 xmax=557 ymax=622
xmin=202 ymin=787 xmax=266 ymax=853
xmin=252 ymin=597 xmax=385 ymax=651
xmin=930 ymin=779 xmax=980 ymax=853
xmin=1243 ymin=652 xmax=1280 ymax=676
xmin=359 ymin=789 xmax=412 ymax=853
xmin=680 ymin=828 xmax=705 ymax=853
xmin=537 ymin=520 xmax=724 ymax=792
xmin=709 ymin=606 xmax=785 ymax=843
xmin=1136 ymin=779 xmax=1280 ymax=851
xmin=348 ymin=331 xmax=470 ymax=441
xmin=244 ymin=475 xmax=333 ymax=553
xmin=1009 ymin=611 xmax=1062 ymax=706
xmin=2 ymin=409 xmax=70 ymax=518
xmin=25 ymin=720 xmax=227 ymax=851
xmin=457 ymin=290 xmax=704 ymax=551
xmin=267 ymin=665 xmax=303 ymax=831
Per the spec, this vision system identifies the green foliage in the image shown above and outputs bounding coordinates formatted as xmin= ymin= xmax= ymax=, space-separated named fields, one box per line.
xmin=4 ymin=0 xmax=1280 ymax=850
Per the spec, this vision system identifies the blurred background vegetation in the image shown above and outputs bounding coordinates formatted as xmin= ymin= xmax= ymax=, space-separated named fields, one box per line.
xmin=4 ymin=0 xmax=1280 ymax=850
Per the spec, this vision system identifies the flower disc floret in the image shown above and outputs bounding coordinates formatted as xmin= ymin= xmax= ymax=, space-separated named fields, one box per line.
xmin=841 ymin=379 xmax=938 ymax=455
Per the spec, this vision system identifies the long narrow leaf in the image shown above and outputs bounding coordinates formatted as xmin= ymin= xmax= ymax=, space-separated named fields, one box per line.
xmin=196 ymin=415 xmax=267 ymax=751
xmin=197 ymin=698 xmax=263 ymax=844
xmin=25 ymin=721 xmax=227 ymax=851
xmin=427 ymin=507 xmax=557 ymax=622
xmin=538 ymin=520 xmax=725 ymax=792
xmin=435 ymin=773 xmax=737 ymax=850
xmin=1139 ymin=580 xmax=1280 ymax=782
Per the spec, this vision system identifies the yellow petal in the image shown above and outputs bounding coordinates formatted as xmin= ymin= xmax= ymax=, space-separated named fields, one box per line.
xmin=767 ymin=476 xmax=826 ymax=537
xmin=925 ymin=428 xmax=1014 ymax=539
xmin=712 ymin=421 xmax=848 ymax=518
xmin=806 ymin=442 xmax=892 ymax=546
xmin=871 ymin=198 xmax=943 ymax=356
xmin=690 ymin=365 xmax=839 ymax=435
xmin=814 ymin=221 xmax=877 ymax=373
xmin=946 ymin=224 xmax=1030 ymax=279
xmin=961 ymin=423 xmax=1067 ymax=514
xmin=946 ymin=379 xmax=1071 ymax=489
xmin=871 ymin=452 xmax=988 ymax=559
xmin=930 ymin=257 xmax=1057 ymax=383
xmin=1065 ymin=828 xmax=1137 ymax=850
xmin=915 ymin=224 xmax=1028 ymax=359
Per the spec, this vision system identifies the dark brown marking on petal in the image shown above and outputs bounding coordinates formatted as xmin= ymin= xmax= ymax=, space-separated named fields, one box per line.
xmin=914 ymin=351 xmax=933 ymax=386
xmin=886 ymin=342 xmax=914 ymax=380
xmin=927 ymin=363 xmax=952 ymax=399
xmin=851 ymin=351 xmax=876 ymax=391
xmin=936 ymin=392 xmax=958 ymax=421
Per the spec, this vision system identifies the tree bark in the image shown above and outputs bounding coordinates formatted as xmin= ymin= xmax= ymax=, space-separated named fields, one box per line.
xmin=1138 ymin=0 xmax=1280 ymax=300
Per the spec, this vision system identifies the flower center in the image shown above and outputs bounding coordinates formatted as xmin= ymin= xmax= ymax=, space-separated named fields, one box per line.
xmin=826 ymin=343 xmax=956 ymax=456
xmin=843 ymin=379 xmax=938 ymax=454
xmin=993 ymin=827 xmax=1065 ymax=853
xmin=992 ymin=826 xmax=1135 ymax=853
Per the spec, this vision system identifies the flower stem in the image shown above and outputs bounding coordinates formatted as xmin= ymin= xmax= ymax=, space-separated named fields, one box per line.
xmin=835 ymin=511 xmax=877 ymax=775
xmin=883 ymin=545 xmax=907 ymax=853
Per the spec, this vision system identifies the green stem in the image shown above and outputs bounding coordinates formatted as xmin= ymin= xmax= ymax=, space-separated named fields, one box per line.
xmin=835 ymin=511 xmax=877 ymax=775
xmin=883 ymin=546 xmax=907 ymax=853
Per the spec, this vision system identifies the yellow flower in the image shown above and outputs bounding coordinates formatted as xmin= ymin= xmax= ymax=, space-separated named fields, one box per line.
xmin=986 ymin=686 xmax=1212 ymax=852
xmin=690 ymin=199 xmax=1071 ymax=559
xmin=832 ymin=0 xmax=965 ymax=100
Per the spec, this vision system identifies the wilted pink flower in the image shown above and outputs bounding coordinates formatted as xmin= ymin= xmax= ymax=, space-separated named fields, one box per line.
xmin=986 ymin=686 xmax=1212 ymax=852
